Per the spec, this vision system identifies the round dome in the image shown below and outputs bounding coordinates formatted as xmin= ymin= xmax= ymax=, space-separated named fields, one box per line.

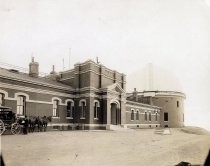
xmin=126 ymin=64 xmax=183 ymax=93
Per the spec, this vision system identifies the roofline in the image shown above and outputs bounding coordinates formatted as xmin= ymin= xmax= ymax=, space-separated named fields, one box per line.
xmin=74 ymin=59 xmax=126 ymax=76
xmin=127 ymin=90 xmax=186 ymax=98
xmin=126 ymin=100 xmax=160 ymax=109
xmin=0 ymin=75 xmax=74 ymax=92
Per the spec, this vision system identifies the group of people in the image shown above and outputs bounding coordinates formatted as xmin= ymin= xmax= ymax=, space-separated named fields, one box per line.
xmin=18 ymin=116 xmax=51 ymax=135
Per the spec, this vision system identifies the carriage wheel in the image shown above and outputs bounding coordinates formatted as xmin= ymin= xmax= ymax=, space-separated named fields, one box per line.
xmin=0 ymin=120 xmax=5 ymax=135
xmin=11 ymin=123 xmax=21 ymax=135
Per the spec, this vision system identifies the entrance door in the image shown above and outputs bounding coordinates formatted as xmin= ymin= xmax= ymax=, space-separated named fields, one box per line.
xmin=111 ymin=103 xmax=121 ymax=125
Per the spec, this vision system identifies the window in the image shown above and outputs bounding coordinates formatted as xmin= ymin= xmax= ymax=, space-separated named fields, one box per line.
xmin=53 ymin=100 xmax=59 ymax=117
xmin=155 ymin=112 xmax=158 ymax=121
xmin=94 ymin=101 xmax=100 ymax=119
xmin=131 ymin=110 xmax=134 ymax=120
xmin=149 ymin=112 xmax=152 ymax=121
xmin=67 ymin=101 xmax=74 ymax=118
xmin=177 ymin=101 xmax=179 ymax=108
xmin=81 ymin=101 xmax=86 ymax=118
xmin=0 ymin=93 xmax=5 ymax=106
xmin=145 ymin=112 xmax=147 ymax=121
xmin=79 ymin=99 xmax=86 ymax=119
xmin=17 ymin=96 xmax=26 ymax=116
xmin=164 ymin=112 xmax=168 ymax=121
xmin=136 ymin=111 xmax=139 ymax=120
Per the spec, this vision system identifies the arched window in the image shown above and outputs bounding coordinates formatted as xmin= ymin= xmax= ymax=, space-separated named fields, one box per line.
xmin=145 ymin=112 xmax=147 ymax=121
xmin=149 ymin=112 xmax=152 ymax=121
xmin=17 ymin=95 xmax=26 ymax=116
xmin=136 ymin=111 xmax=139 ymax=120
xmin=79 ymin=99 xmax=86 ymax=119
xmin=131 ymin=109 xmax=134 ymax=120
xmin=0 ymin=93 xmax=5 ymax=106
xmin=53 ymin=100 xmax=59 ymax=117
xmin=94 ymin=100 xmax=100 ymax=119
xmin=67 ymin=101 xmax=74 ymax=118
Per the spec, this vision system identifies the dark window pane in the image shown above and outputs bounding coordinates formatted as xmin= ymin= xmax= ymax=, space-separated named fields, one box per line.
xmin=164 ymin=112 xmax=168 ymax=121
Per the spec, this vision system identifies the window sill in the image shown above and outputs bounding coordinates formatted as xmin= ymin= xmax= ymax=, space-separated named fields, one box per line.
xmin=164 ymin=121 xmax=168 ymax=122
xmin=66 ymin=117 xmax=73 ymax=119
xmin=17 ymin=115 xmax=25 ymax=118
xmin=80 ymin=117 xmax=86 ymax=119
xmin=52 ymin=117 xmax=60 ymax=119
xmin=94 ymin=118 xmax=98 ymax=120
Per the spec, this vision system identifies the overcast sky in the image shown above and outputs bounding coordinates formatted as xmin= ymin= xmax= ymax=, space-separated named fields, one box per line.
xmin=0 ymin=0 xmax=210 ymax=131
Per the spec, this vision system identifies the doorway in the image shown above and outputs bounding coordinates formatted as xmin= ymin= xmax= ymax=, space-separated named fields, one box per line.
xmin=111 ymin=103 xmax=121 ymax=125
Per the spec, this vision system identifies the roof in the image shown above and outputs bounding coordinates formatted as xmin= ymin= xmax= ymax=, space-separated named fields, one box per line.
xmin=100 ymin=83 xmax=125 ymax=93
xmin=126 ymin=100 xmax=160 ymax=110
xmin=127 ymin=90 xmax=186 ymax=99
xmin=0 ymin=68 xmax=74 ymax=91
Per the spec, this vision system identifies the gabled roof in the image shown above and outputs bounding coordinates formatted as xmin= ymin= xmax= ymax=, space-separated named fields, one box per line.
xmin=0 ymin=68 xmax=74 ymax=91
xmin=100 ymin=83 xmax=125 ymax=93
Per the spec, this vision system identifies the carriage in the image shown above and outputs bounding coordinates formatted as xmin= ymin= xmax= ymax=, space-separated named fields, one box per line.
xmin=0 ymin=106 xmax=21 ymax=135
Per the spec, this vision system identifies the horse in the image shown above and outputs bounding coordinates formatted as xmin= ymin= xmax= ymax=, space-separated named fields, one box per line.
xmin=28 ymin=116 xmax=36 ymax=133
xmin=28 ymin=116 xmax=51 ymax=132
xmin=42 ymin=116 xmax=48 ymax=132
xmin=34 ymin=116 xmax=42 ymax=132
xmin=35 ymin=116 xmax=51 ymax=132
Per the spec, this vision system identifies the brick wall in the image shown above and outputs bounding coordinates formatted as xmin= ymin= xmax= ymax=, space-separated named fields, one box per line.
xmin=125 ymin=101 xmax=160 ymax=128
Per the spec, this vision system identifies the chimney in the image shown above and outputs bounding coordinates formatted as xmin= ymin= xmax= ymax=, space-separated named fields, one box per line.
xmin=50 ymin=65 xmax=56 ymax=75
xmin=29 ymin=57 xmax=39 ymax=78
xmin=49 ymin=65 xmax=58 ymax=81
xmin=133 ymin=88 xmax=138 ymax=102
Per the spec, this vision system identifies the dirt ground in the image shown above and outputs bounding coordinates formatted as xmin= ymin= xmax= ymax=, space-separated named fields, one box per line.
xmin=1 ymin=128 xmax=210 ymax=166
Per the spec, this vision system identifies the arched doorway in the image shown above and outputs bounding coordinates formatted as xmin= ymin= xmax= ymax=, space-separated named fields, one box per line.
xmin=111 ymin=102 xmax=121 ymax=125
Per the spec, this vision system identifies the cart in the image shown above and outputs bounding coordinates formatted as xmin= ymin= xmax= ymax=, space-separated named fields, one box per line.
xmin=0 ymin=106 xmax=21 ymax=135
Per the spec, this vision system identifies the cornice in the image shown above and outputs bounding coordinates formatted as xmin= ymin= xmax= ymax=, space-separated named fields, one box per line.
xmin=126 ymin=100 xmax=160 ymax=109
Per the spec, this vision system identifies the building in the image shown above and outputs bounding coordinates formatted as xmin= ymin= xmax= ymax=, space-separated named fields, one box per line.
xmin=127 ymin=90 xmax=185 ymax=128
xmin=0 ymin=58 xmax=185 ymax=129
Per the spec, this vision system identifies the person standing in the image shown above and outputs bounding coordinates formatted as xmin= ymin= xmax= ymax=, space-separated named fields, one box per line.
xmin=23 ymin=116 xmax=29 ymax=135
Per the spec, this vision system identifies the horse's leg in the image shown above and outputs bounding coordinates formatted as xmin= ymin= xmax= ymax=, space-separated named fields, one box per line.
xmin=32 ymin=122 xmax=35 ymax=133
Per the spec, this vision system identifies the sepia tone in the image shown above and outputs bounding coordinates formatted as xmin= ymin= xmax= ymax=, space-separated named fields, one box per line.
xmin=0 ymin=58 xmax=210 ymax=166
xmin=0 ymin=58 xmax=185 ymax=129
xmin=1 ymin=0 xmax=210 ymax=165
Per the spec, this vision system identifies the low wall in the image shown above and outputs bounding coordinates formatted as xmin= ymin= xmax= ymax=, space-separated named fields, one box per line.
xmin=125 ymin=123 xmax=160 ymax=129
xmin=47 ymin=123 xmax=107 ymax=131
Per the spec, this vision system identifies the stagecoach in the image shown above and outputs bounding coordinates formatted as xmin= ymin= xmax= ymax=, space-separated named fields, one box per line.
xmin=0 ymin=106 xmax=21 ymax=135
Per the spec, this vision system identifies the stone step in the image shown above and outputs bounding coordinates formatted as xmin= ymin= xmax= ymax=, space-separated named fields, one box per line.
xmin=107 ymin=125 xmax=132 ymax=131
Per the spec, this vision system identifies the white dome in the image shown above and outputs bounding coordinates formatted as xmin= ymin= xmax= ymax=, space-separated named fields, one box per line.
xmin=126 ymin=64 xmax=183 ymax=93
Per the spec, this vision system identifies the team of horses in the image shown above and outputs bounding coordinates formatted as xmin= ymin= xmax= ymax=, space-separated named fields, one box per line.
xmin=18 ymin=116 xmax=52 ymax=133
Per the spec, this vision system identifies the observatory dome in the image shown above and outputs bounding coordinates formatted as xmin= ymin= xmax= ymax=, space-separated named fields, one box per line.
xmin=126 ymin=64 xmax=183 ymax=93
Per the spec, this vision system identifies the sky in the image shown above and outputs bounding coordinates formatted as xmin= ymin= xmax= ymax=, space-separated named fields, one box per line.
xmin=0 ymin=0 xmax=210 ymax=131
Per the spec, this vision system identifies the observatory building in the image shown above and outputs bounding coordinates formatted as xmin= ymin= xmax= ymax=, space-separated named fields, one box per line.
xmin=0 ymin=58 xmax=185 ymax=129
xmin=126 ymin=64 xmax=186 ymax=128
